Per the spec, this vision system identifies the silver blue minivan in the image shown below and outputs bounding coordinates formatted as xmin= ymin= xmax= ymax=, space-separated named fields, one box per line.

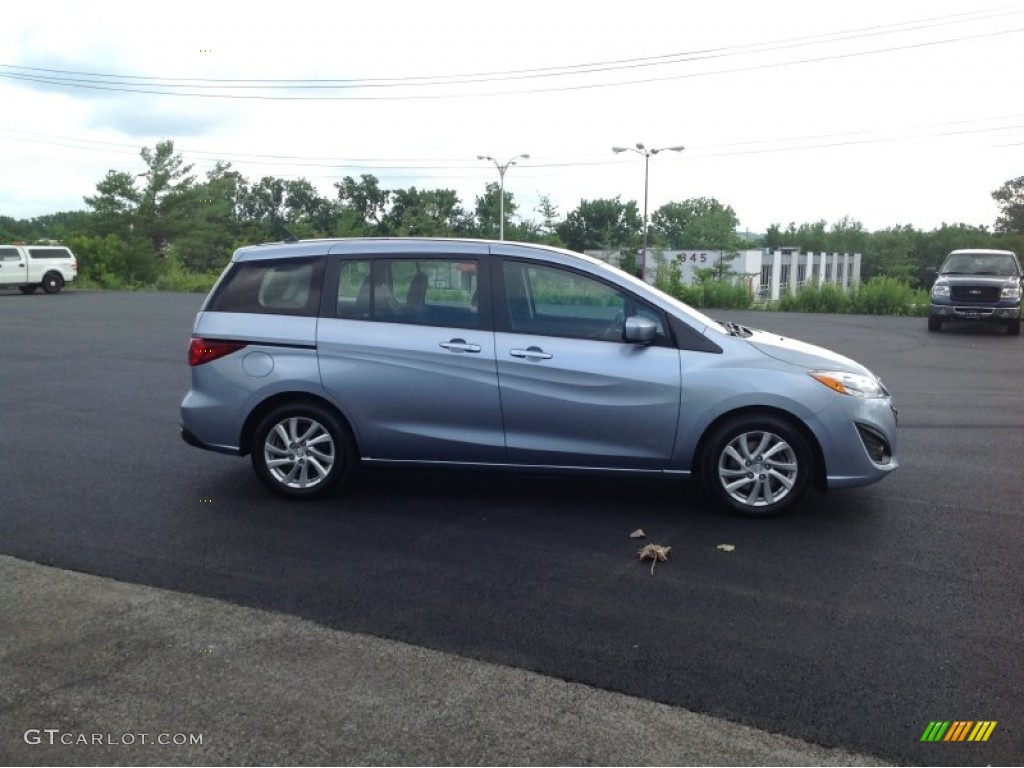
xmin=180 ymin=238 xmax=898 ymax=516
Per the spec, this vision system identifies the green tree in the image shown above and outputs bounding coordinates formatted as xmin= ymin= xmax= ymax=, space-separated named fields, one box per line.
xmin=828 ymin=216 xmax=868 ymax=254
xmin=992 ymin=176 xmax=1024 ymax=234
xmin=282 ymin=178 xmax=335 ymax=235
xmin=556 ymin=197 xmax=641 ymax=252
xmin=533 ymin=194 xmax=563 ymax=245
xmin=474 ymin=181 xmax=519 ymax=239
xmin=790 ymin=220 xmax=829 ymax=253
xmin=866 ymin=225 xmax=919 ymax=284
xmin=237 ymin=176 xmax=287 ymax=233
xmin=334 ymin=174 xmax=390 ymax=235
xmin=135 ymin=140 xmax=197 ymax=254
xmin=0 ymin=212 xmax=91 ymax=243
xmin=83 ymin=170 xmax=142 ymax=240
xmin=910 ymin=222 xmax=993 ymax=287
xmin=82 ymin=163 xmax=159 ymax=282
xmin=382 ymin=187 xmax=471 ymax=236
xmin=650 ymin=197 xmax=742 ymax=250
xmin=173 ymin=162 xmax=247 ymax=271
xmin=762 ymin=223 xmax=784 ymax=251
xmin=65 ymin=234 xmax=131 ymax=286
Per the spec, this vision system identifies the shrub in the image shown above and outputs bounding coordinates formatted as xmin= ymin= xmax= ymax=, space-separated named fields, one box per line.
xmin=852 ymin=277 xmax=929 ymax=316
xmin=677 ymin=281 xmax=753 ymax=309
xmin=152 ymin=254 xmax=221 ymax=293
xmin=785 ymin=283 xmax=850 ymax=313
xmin=772 ymin=277 xmax=927 ymax=316
xmin=654 ymin=262 xmax=753 ymax=309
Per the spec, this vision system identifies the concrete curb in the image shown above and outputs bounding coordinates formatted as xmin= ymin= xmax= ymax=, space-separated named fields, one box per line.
xmin=0 ymin=555 xmax=889 ymax=766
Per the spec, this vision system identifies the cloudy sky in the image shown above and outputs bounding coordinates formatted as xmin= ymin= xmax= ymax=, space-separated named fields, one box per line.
xmin=2 ymin=0 xmax=1022 ymax=234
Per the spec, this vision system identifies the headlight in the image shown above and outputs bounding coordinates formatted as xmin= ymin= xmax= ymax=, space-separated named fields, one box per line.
xmin=1001 ymin=283 xmax=1021 ymax=300
xmin=810 ymin=371 xmax=888 ymax=398
xmin=931 ymin=283 xmax=950 ymax=298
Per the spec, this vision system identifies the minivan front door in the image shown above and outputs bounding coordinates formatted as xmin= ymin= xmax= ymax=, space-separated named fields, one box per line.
xmin=494 ymin=260 xmax=681 ymax=469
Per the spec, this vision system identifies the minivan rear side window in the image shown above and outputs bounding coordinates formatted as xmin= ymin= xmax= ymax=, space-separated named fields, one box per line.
xmin=207 ymin=257 xmax=324 ymax=316
xmin=334 ymin=257 xmax=479 ymax=329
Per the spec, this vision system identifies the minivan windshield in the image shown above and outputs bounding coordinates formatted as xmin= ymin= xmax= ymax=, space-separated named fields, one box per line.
xmin=940 ymin=253 xmax=1019 ymax=276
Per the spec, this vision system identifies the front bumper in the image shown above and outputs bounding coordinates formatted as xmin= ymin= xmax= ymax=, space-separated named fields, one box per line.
xmin=815 ymin=394 xmax=899 ymax=490
xmin=929 ymin=299 xmax=1020 ymax=322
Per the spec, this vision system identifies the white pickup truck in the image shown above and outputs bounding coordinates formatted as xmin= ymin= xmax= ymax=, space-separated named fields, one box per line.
xmin=0 ymin=244 xmax=77 ymax=293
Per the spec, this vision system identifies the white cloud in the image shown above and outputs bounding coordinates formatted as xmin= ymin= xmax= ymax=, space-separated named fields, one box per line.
xmin=1 ymin=0 xmax=1022 ymax=231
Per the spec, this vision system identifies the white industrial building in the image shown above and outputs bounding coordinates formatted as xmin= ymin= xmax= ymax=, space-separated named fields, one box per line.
xmin=586 ymin=248 xmax=863 ymax=301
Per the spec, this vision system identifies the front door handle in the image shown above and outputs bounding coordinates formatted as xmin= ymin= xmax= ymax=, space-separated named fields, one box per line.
xmin=439 ymin=338 xmax=481 ymax=353
xmin=510 ymin=346 xmax=552 ymax=360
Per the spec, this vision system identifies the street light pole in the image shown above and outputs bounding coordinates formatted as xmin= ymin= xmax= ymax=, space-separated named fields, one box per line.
xmin=477 ymin=153 xmax=529 ymax=241
xmin=611 ymin=142 xmax=685 ymax=280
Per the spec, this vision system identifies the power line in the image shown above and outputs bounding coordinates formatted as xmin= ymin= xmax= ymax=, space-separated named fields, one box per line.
xmin=1 ymin=21 xmax=1021 ymax=100
xmin=2 ymin=113 xmax=1021 ymax=170
xmin=1 ymin=8 xmax=1017 ymax=88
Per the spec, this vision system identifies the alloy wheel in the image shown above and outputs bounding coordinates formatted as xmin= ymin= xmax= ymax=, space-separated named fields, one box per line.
xmin=716 ymin=430 xmax=799 ymax=508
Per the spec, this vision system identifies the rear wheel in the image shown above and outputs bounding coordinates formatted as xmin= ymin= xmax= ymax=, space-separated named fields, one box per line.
xmin=702 ymin=414 xmax=812 ymax=517
xmin=1008 ymin=318 xmax=1021 ymax=336
xmin=927 ymin=315 xmax=942 ymax=332
xmin=41 ymin=272 xmax=64 ymax=294
xmin=18 ymin=285 xmax=36 ymax=294
xmin=250 ymin=403 xmax=354 ymax=499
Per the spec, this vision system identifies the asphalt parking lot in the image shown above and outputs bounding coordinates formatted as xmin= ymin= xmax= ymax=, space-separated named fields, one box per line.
xmin=1 ymin=289 xmax=1021 ymax=766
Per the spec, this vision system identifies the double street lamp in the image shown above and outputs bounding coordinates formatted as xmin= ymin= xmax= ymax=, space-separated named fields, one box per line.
xmin=477 ymin=153 xmax=529 ymax=241
xmin=611 ymin=142 xmax=685 ymax=279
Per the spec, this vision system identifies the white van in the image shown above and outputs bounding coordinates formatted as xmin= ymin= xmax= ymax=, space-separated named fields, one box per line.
xmin=0 ymin=244 xmax=77 ymax=293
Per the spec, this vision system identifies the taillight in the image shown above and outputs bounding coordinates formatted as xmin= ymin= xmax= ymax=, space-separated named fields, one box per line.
xmin=189 ymin=337 xmax=247 ymax=366
xmin=71 ymin=258 xmax=78 ymax=273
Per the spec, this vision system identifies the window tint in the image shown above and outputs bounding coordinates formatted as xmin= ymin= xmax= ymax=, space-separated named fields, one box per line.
xmin=208 ymin=257 xmax=323 ymax=316
xmin=337 ymin=260 xmax=373 ymax=319
xmin=337 ymin=258 xmax=479 ymax=329
xmin=27 ymin=248 xmax=72 ymax=260
xmin=503 ymin=261 xmax=665 ymax=341
xmin=0 ymin=248 xmax=20 ymax=260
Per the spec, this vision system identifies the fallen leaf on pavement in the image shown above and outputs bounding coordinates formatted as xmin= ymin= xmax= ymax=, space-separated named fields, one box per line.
xmin=716 ymin=544 xmax=736 ymax=552
xmin=629 ymin=528 xmax=646 ymax=539
xmin=637 ymin=543 xmax=671 ymax=575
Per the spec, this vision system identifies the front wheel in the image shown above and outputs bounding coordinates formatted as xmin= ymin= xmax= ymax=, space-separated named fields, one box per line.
xmin=41 ymin=272 xmax=64 ymax=294
xmin=250 ymin=403 xmax=355 ymax=499
xmin=1008 ymin=318 xmax=1021 ymax=336
xmin=927 ymin=315 xmax=942 ymax=332
xmin=702 ymin=414 xmax=812 ymax=517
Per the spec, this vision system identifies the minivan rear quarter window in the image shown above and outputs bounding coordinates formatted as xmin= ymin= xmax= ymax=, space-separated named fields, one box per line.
xmin=208 ymin=257 xmax=324 ymax=316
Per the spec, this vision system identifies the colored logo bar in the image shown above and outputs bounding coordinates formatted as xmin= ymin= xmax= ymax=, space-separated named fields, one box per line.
xmin=920 ymin=721 xmax=997 ymax=742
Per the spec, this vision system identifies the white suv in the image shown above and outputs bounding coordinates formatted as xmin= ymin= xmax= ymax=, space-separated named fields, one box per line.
xmin=0 ymin=244 xmax=78 ymax=293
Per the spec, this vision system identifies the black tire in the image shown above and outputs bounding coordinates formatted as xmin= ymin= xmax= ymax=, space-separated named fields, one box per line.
xmin=18 ymin=285 xmax=37 ymax=294
xmin=250 ymin=402 xmax=354 ymax=499
xmin=41 ymin=272 xmax=64 ymax=294
xmin=927 ymin=315 xmax=942 ymax=332
xmin=702 ymin=413 xmax=813 ymax=517
xmin=1008 ymin=318 xmax=1021 ymax=336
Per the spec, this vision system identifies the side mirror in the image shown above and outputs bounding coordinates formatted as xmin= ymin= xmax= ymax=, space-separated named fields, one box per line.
xmin=624 ymin=316 xmax=657 ymax=344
